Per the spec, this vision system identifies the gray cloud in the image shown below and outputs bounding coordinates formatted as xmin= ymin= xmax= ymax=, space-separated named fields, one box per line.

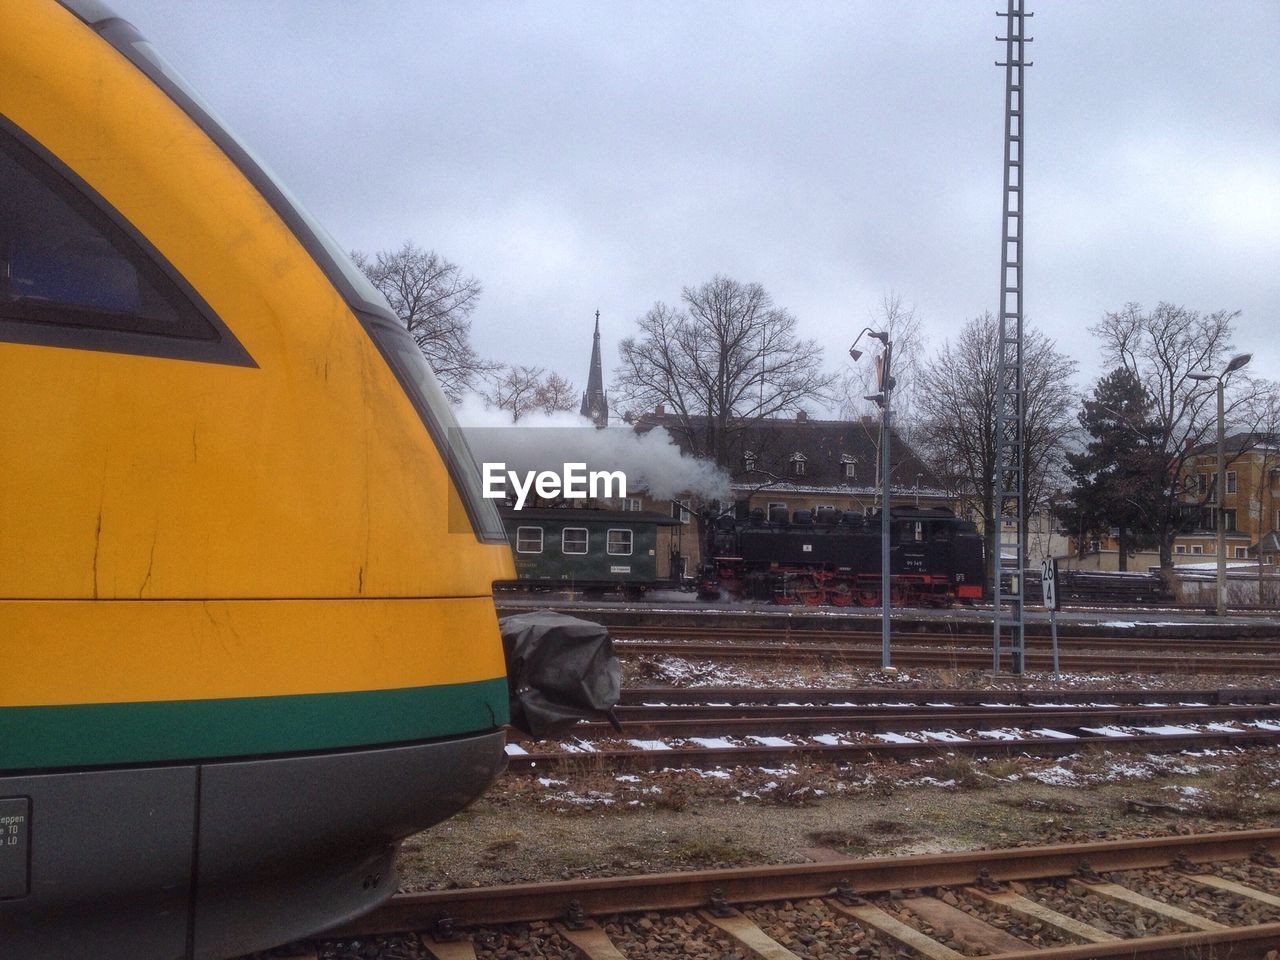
xmin=107 ymin=1 xmax=1280 ymax=401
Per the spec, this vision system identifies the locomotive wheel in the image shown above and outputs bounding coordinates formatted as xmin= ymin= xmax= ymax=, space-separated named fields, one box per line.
xmin=828 ymin=585 xmax=854 ymax=606
xmin=795 ymin=584 xmax=824 ymax=605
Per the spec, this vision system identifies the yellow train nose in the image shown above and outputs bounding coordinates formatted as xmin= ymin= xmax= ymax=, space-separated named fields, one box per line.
xmin=0 ymin=1 xmax=515 ymax=956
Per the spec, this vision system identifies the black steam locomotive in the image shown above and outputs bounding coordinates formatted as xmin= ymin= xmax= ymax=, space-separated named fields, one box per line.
xmin=699 ymin=505 xmax=987 ymax=606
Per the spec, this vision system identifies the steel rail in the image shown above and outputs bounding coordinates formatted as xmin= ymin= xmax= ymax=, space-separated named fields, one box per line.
xmin=332 ymin=829 xmax=1280 ymax=932
xmin=609 ymin=623 xmax=1280 ymax=654
xmin=564 ymin=611 xmax=1280 ymax=642
xmin=495 ymin=592 xmax=1280 ymax=616
xmin=615 ymin=639 xmax=1277 ymax=673
xmin=566 ymin=702 xmax=1280 ymax=738
xmin=982 ymin=926 xmax=1280 ymax=960
xmin=619 ymin=685 xmax=1280 ymax=706
xmin=505 ymin=727 xmax=1280 ymax=771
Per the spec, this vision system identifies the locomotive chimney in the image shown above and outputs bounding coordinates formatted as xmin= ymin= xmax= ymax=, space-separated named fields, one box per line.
xmin=796 ymin=410 xmax=807 ymax=422
xmin=655 ymin=403 xmax=665 ymax=416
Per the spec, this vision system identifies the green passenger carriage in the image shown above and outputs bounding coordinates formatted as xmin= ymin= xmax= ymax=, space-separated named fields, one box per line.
xmin=498 ymin=507 xmax=680 ymax=595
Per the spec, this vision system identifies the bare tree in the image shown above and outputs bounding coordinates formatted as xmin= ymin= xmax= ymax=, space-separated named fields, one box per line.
xmin=483 ymin=366 xmax=579 ymax=422
xmin=915 ymin=313 xmax=1078 ymax=564
xmin=837 ymin=292 xmax=927 ymax=438
xmin=352 ymin=241 xmax=496 ymax=401
xmin=614 ymin=275 xmax=836 ymax=469
xmin=1091 ymin=302 xmax=1266 ymax=571
xmin=484 ymin=364 xmax=546 ymax=423
xmin=534 ymin=371 xmax=578 ymax=416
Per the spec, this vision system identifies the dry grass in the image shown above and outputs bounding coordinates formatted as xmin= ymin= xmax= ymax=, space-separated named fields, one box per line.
xmin=1199 ymin=751 xmax=1280 ymax=820
xmin=927 ymin=752 xmax=988 ymax=789
xmin=665 ymin=834 xmax=759 ymax=867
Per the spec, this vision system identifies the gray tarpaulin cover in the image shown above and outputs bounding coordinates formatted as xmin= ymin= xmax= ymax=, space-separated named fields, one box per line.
xmin=500 ymin=610 xmax=622 ymax=738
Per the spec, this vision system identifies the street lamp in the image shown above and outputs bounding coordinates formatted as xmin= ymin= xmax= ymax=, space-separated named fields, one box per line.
xmin=851 ymin=326 xmax=893 ymax=668
xmin=1189 ymin=352 xmax=1252 ymax=616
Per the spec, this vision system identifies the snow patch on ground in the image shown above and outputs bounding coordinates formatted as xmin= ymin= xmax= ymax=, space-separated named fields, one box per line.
xmin=977 ymin=728 xmax=1025 ymax=741
xmin=876 ymin=732 xmax=919 ymax=744
xmin=1027 ymin=764 xmax=1078 ymax=785
xmin=1135 ymin=725 xmax=1199 ymax=736
xmin=748 ymin=736 xmax=796 ymax=747
xmin=1080 ymin=726 xmax=1135 ymax=738
xmin=1032 ymin=728 xmax=1078 ymax=739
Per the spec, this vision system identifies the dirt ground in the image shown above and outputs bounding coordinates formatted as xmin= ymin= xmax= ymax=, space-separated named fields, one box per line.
xmin=397 ymin=745 xmax=1280 ymax=891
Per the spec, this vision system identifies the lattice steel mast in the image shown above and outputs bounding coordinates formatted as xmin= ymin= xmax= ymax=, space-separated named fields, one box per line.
xmin=993 ymin=0 xmax=1032 ymax=673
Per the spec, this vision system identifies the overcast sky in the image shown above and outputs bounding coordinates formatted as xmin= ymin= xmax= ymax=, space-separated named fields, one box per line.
xmin=109 ymin=1 xmax=1280 ymax=410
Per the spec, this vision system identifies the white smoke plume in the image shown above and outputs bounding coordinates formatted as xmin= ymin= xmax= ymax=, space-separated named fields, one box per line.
xmin=452 ymin=394 xmax=731 ymax=502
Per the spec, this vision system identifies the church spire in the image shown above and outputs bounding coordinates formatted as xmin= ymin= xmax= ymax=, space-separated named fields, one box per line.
xmin=579 ymin=309 xmax=609 ymax=428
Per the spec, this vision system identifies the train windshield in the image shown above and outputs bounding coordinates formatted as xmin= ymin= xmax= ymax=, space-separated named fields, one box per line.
xmin=63 ymin=1 xmax=507 ymax=542
xmin=70 ymin=8 xmax=391 ymax=317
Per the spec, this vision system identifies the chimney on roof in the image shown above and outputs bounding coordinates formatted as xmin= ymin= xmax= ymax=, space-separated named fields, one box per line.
xmin=655 ymin=403 xmax=665 ymax=416
xmin=796 ymin=410 xmax=807 ymax=422
xmin=860 ymin=415 xmax=874 ymax=426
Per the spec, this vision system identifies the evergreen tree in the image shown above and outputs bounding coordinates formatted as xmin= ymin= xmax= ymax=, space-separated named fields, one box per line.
xmin=1059 ymin=368 xmax=1165 ymax=570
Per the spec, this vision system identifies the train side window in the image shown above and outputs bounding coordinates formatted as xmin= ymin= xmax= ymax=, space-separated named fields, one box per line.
xmin=607 ymin=529 xmax=633 ymax=556
xmin=515 ymin=526 xmax=544 ymax=554
xmin=0 ymin=123 xmax=250 ymax=364
xmin=562 ymin=527 xmax=588 ymax=555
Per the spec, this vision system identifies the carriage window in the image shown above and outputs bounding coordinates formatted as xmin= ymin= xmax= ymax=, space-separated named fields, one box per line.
xmin=0 ymin=126 xmax=226 ymax=347
xmin=607 ymin=529 xmax=633 ymax=556
xmin=515 ymin=526 xmax=544 ymax=554
xmin=562 ymin=527 xmax=588 ymax=555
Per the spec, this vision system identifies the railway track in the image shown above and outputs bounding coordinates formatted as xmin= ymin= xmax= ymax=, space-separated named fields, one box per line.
xmin=585 ymin=701 xmax=1280 ymax=738
xmin=614 ymin=637 xmax=1278 ymax=674
xmin=505 ymin=695 xmax=1280 ymax=771
xmin=609 ymin=623 xmax=1280 ymax=656
xmin=618 ymin=685 xmax=1280 ymax=707
xmin=318 ymin=829 xmax=1280 ymax=958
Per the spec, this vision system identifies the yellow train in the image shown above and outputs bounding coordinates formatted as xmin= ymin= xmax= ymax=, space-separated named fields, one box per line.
xmin=0 ymin=1 xmax=515 ymax=956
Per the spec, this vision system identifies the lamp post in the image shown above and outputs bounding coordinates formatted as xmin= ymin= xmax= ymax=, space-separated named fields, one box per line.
xmin=1189 ymin=353 xmax=1252 ymax=616
xmin=851 ymin=327 xmax=893 ymax=668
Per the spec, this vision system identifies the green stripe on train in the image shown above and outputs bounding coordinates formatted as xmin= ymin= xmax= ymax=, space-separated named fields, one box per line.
xmin=0 ymin=676 xmax=510 ymax=769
